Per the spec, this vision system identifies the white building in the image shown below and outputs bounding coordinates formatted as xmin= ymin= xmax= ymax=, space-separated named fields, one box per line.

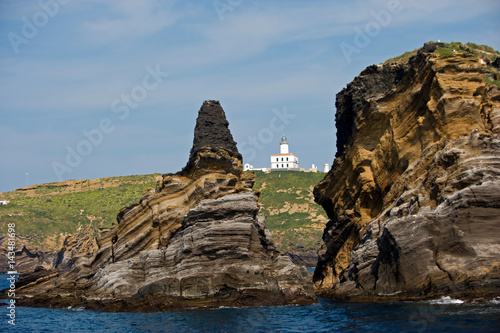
xmin=0 ymin=200 xmax=10 ymax=205
xmin=244 ymin=163 xmax=268 ymax=172
xmin=270 ymin=136 xmax=299 ymax=171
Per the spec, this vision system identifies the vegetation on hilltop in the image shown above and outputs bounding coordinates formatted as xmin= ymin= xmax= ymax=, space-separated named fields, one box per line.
xmin=383 ymin=41 xmax=500 ymax=88
xmin=434 ymin=42 xmax=500 ymax=87
xmin=0 ymin=171 xmax=328 ymax=258
xmin=382 ymin=47 xmax=420 ymax=65
xmin=251 ymin=171 xmax=328 ymax=257
xmin=0 ymin=175 xmax=160 ymax=249
xmin=384 ymin=42 xmax=499 ymax=62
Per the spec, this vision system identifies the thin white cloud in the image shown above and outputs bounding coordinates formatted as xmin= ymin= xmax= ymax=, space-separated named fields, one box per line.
xmin=0 ymin=56 xmax=171 ymax=114
xmin=78 ymin=0 xmax=179 ymax=44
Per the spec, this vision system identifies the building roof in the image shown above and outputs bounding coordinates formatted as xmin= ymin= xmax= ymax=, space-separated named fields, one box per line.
xmin=271 ymin=153 xmax=297 ymax=157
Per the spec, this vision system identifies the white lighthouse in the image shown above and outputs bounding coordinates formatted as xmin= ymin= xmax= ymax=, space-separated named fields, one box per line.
xmin=270 ymin=136 xmax=299 ymax=170
xmin=280 ymin=136 xmax=289 ymax=154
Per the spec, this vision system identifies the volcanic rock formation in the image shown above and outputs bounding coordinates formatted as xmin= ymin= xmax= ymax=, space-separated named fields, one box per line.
xmin=14 ymin=100 xmax=315 ymax=311
xmin=0 ymin=235 xmax=55 ymax=273
xmin=314 ymin=42 xmax=500 ymax=301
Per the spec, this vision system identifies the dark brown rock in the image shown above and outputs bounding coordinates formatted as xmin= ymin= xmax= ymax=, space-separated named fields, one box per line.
xmin=180 ymin=100 xmax=242 ymax=178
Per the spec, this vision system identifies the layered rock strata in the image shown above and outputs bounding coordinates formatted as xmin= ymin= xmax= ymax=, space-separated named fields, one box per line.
xmin=0 ymin=236 xmax=55 ymax=273
xmin=14 ymin=100 xmax=315 ymax=311
xmin=314 ymin=43 xmax=500 ymax=301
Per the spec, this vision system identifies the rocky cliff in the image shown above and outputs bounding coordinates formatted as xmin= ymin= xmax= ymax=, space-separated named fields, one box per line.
xmin=0 ymin=235 xmax=55 ymax=273
xmin=14 ymin=100 xmax=316 ymax=311
xmin=314 ymin=42 xmax=500 ymax=301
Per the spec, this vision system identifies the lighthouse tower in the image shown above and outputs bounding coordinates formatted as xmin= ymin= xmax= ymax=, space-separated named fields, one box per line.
xmin=280 ymin=136 xmax=289 ymax=154
xmin=271 ymin=136 xmax=299 ymax=170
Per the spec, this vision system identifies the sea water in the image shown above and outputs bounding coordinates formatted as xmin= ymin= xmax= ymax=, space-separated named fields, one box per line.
xmin=1 ymin=274 xmax=499 ymax=332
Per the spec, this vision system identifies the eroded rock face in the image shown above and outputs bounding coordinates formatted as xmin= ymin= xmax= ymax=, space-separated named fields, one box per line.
xmin=181 ymin=100 xmax=242 ymax=178
xmin=0 ymin=236 xmax=55 ymax=273
xmin=314 ymin=43 xmax=500 ymax=301
xmin=14 ymin=100 xmax=315 ymax=311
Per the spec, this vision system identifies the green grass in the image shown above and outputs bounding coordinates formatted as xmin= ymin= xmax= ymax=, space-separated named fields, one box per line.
xmin=485 ymin=76 xmax=500 ymax=88
xmin=383 ymin=48 xmax=420 ymax=65
xmin=466 ymin=42 xmax=496 ymax=54
xmin=34 ymin=185 xmax=63 ymax=194
xmin=252 ymin=170 xmax=325 ymax=191
xmin=484 ymin=66 xmax=500 ymax=88
xmin=465 ymin=42 xmax=500 ymax=62
xmin=433 ymin=42 xmax=500 ymax=61
xmin=435 ymin=47 xmax=458 ymax=58
xmin=384 ymin=42 xmax=499 ymax=64
xmin=266 ymin=212 xmax=311 ymax=230
xmin=434 ymin=42 xmax=469 ymax=58
xmin=384 ymin=42 xmax=500 ymax=89
xmin=250 ymin=170 xmax=328 ymax=255
xmin=431 ymin=42 xmax=500 ymax=88
xmin=1 ymin=171 xmax=329 ymax=256
xmin=0 ymin=175 xmax=159 ymax=238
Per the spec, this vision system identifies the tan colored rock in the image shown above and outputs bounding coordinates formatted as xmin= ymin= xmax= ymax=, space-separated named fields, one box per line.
xmin=314 ymin=42 xmax=500 ymax=301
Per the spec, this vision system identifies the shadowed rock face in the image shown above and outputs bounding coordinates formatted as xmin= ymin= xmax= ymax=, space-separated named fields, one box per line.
xmin=189 ymin=100 xmax=239 ymax=160
xmin=314 ymin=43 xmax=500 ymax=301
xmin=181 ymin=100 xmax=242 ymax=178
xmin=12 ymin=100 xmax=315 ymax=311
xmin=0 ymin=236 xmax=55 ymax=273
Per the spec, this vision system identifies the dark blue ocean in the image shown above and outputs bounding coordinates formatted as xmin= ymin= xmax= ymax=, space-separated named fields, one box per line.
xmin=1 ymin=274 xmax=499 ymax=332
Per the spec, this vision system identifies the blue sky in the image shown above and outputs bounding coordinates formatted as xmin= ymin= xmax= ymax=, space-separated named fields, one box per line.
xmin=0 ymin=0 xmax=499 ymax=192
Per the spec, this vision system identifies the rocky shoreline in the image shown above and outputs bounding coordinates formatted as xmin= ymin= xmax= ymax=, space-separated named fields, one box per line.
xmin=9 ymin=100 xmax=316 ymax=311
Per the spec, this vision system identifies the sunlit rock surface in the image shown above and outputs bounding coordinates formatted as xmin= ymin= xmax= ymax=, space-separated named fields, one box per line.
xmin=314 ymin=43 xmax=500 ymax=301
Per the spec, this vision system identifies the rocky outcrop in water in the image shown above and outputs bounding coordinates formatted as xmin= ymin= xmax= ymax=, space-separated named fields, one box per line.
xmin=13 ymin=100 xmax=315 ymax=311
xmin=314 ymin=42 xmax=500 ymax=301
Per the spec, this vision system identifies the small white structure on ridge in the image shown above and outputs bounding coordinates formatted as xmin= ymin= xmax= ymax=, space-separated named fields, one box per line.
xmin=244 ymin=163 xmax=268 ymax=172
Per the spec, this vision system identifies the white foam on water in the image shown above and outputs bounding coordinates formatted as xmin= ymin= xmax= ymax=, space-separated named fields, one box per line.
xmin=489 ymin=297 xmax=500 ymax=305
xmin=428 ymin=296 xmax=464 ymax=305
xmin=66 ymin=306 xmax=85 ymax=311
